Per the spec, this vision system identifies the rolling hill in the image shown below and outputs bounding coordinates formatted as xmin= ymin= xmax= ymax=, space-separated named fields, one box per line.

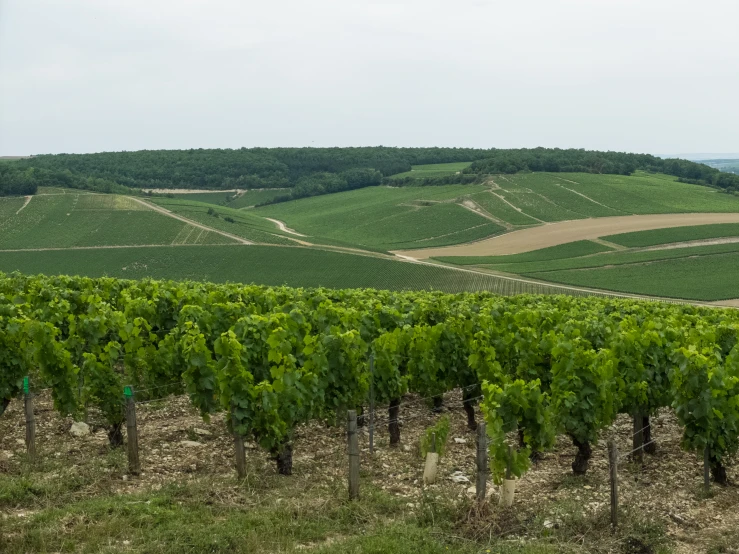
xmin=2 ymin=158 xmax=739 ymax=302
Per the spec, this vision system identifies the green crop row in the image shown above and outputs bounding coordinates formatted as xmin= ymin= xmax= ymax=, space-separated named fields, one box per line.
xmin=603 ymin=223 xmax=739 ymax=247
xmin=527 ymin=250 xmax=739 ymax=301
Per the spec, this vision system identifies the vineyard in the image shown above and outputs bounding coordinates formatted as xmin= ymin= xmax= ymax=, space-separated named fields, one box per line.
xmin=3 ymin=273 xmax=739 ymax=551
xmin=2 ymin=273 xmax=739 ymax=479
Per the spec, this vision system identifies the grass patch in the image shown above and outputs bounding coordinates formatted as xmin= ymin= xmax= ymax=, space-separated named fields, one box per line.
xmin=0 ymin=481 xmax=479 ymax=554
xmin=434 ymin=240 xmax=613 ymax=266
xmin=707 ymin=530 xmax=739 ymax=554
xmin=0 ymin=475 xmax=671 ymax=554
xmin=458 ymin=498 xmax=669 ymax=554
xmin=603 ymin=223 xmax=739 ymax=247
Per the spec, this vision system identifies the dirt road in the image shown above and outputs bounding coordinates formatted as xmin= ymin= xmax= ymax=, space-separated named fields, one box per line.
xmin=395 ymin=213 xmax=739 ymax=258
xmin=15 ymin=196 xmax=32 ymax=214
xmin=265 ymin=217 xmax=307 ymax=237
xmin=130 ymin=197 xmax=253 ymax=245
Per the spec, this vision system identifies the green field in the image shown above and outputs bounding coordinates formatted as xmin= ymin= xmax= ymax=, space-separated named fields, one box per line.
xmin=255 ymin=173 xmax=739 ymax=251
xmin=473 ymin=241 xmax=739 ymax=273
xmin=0 ymin=196 xmax=25 ymax=219
xmin=387 ymin=162 xmax=472 ymax=179
xmin=602 ymin=223 xmax=739 ymax=247
xmin=231 ymin=189 xmax=290 ymax=208
xmin=467 ymin=190 xmax=542 ymax=225
xmin=531 ymin=251 xmax=739 ymax=301
xmin=0 ymin=245 xmax=592 ymax=296
xmin=167 ymin=191 xmax=237 ymax=205
xmin=485 ymin=172 xmax=739 ymax=223
xmin=4 ymin=166 xmax=739 ymax=301
xmin=0 ymin=194 xmax=234 ymax=249
xmin=432 ymin=239 xmax=739 ymax=300
xmin=164 ymin=189 xmax=289 ymax=209
xmin=255 ymin=185 xmax=503 ymax=251
xmin=36 ymin=186 xmax=84 ymax=195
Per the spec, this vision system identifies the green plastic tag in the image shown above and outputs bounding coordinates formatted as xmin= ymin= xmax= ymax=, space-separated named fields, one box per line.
xmin=23 ymin=376 xmax=29 ymax=395
xmin=124 ymin=386 xmax=132 ymax=398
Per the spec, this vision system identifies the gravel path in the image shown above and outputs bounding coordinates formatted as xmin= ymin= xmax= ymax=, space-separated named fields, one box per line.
xmin=265 ymin=217 xmax=308 ymax=237
xmin=15 ymin=195 xmax=32 ymax=215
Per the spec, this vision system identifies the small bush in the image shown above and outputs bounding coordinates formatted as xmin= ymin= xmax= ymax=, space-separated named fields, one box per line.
xmin=420 ymin=415 xmax=450 ymax=458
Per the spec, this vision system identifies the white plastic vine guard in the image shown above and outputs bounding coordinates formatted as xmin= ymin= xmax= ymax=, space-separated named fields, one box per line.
xmin=423 ymin=452 xmax=439 ymax=484
xmin=499 ymin=479 xmax=516 ymax=507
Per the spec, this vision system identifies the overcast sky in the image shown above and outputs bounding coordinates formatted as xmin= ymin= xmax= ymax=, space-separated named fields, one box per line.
xmin=0 ymin=0 xmax=737 ymax=156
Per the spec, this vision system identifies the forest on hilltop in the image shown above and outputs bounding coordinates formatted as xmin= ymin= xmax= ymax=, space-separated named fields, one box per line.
xmin=2 ymin=147 xmax=738 ymax=198
xmin=462 ymin=148 xmax=739 ymax=191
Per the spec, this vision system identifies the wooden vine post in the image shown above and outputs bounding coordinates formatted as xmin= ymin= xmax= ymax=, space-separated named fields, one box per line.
xmin=124 ymin=386 xmax=140 ymax=475
xmin=369 ymin=353 xmax=375 ymax=455
xmin=633 ymin=414 xmax=644 ymax=464
xmin=475 ymin=421 xmax=487 ymax=502
xmin=608 ymin=439 xmax=618 ymax=527
xmin=24 ymin=376 xmax=36 ymax=463
xmin=348 ymin=409 xmax=360 ymax=500
xmin=703 ymin=446 xmax=710 ymax=493
xmin=233 ymin=409 xmax=246 ymax=479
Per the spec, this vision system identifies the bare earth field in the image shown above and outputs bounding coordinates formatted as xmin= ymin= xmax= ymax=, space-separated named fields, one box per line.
xmin=1 ymin=390 xmax=737 ymax=553
xmin=395 ymin=213 xmax=739 ymax=258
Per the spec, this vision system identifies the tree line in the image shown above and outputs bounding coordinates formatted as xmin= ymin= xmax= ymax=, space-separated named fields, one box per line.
xmin=461 ymin=148 xmax=739 ymax=192
xmin=10 ymin=147 xmax=488 ymax=192
xmin=3 ymin=147 xmax=738 ymax=200
xmin=0 ymin=164 xmax=133 ymax=197
xmin=0 ymin=165 xmax=39 ymax=196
